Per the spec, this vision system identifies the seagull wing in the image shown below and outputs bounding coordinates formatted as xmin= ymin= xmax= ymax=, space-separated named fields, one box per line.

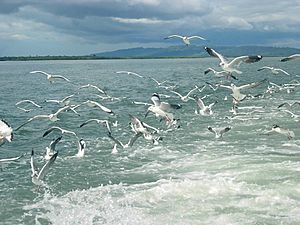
xmin=30 ymin=150 xmax=37 ymax=176
xmin=126 ymin=132 xmax=143 ymax=147
xmin=37 ymin=152 xmax=58 ymax=180
xmin=220 ymin=127 xmax=231 ymax=135
xmin=53 ymin=105 xmax=70 ymax=116
xmin=42 ymin=126 xmax=61 ymax=137
xmin=170 ymin=90 xmax=183 ymax=98
xmin=49 ymin=136 xmax=62 ymax=150
xmin=257 ymin=66 xmax=272 ymax=71
xmin=107 ymin=133 xmax=125 ymax=148
xmin=228 ymin=55 xmax=263 ymax=67
xmin=30 ymin=71 xmax=50 ymax=76
xmin=280 ymin=54 xmax=300 ymax=62
xmin=204 ymin=47 xmax=228 ymax=64
xmin=94 ymin=101 xmax=114 ymax=114
xmin=238 ymin=79 xmax=267 ymax=90
xmin=51 ymin=75 xmax=70 ymax=82
xmin=90 ymin=84 xmax=106 ymax=94
xmin=207 ymin=126 xmax=216 ymax=135
xmin=188 ymin=35 xmax=206 ymax=40
xmin=0 ymin=153 xmax=26 ymax=163
xmin=275 ymin=68 xmax=290 ymax=75
xmin=194 ymin=96 xmax=205 ymax=109
xmin=15 ymin=115 xmax=49 ymax=131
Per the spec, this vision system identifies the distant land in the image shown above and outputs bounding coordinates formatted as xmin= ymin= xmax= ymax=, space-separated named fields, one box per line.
xmin=1 ymin=45 xmax=299 ymax=61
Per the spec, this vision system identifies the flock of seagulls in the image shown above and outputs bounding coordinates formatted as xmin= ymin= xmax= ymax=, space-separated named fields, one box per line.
xmin=1 ymin=39 xmax=299 ymax=186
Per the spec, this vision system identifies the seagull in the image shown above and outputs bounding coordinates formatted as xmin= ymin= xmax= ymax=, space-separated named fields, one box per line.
xmin=204 ymin=68 xmax=237 ymax=80
xmin=0 ymin=120 xmax=13 ymax=146
xmin=193 ymin=95 xmax=217 ymax=116
xmin=280 ymin=54 xmax=300 ymax=62
xmin=30 ymin=71 xmax=70 ymax=83
xmin=116 ymin=71 xmax=144 ymax=78
xmin=82 ymin=100 xmax=114 ymax=115
xmin=261 ymin=125 xmax=295 ymax=140
xmin=79 ymin=84 xmax=106 ymax=95
xmin=43 ymin=126 xmax=78 ymax=138
xmin=31 ymin=149 xmax=58 ymax=186
xmin=0 ymin=153 xmax=26 ymax=164
xmin=164 ymin=35 xmax=206 ymax=46
xmin=204 ymin=47 xmax=263 ymax=74
xmin=150 ymin=93 xmax=181 ymax=112
xmin=278 ymin=102 xmax=300 ymax=108
xmin=75 ymin=139 xmax=86 ymax=157
xmin=15 ymin=105 xmax=70 ymax=131
xmin=217 ymin=79 xmax=267 ymax=102
xmin=207 ymin=126 xmax=231 ymax=139
xmin=79 ymin=119 xmax=112 ymax=134
xmin=258 ymin=66 xmax=290 ymax=75
xmin=44 ymin=136 xmax=62 ymax=160
xmin=16 ymin=99 xmax=42 ymax=108
xmin=45 ymin=94 xmax=75 ymax=106
xmin=107 ymin=132 xmax=142 ymax=149
xmin=111 ymin=144 xmax=118 ymax=154
xmin=170 ymin=86 xmax=199 ymax=102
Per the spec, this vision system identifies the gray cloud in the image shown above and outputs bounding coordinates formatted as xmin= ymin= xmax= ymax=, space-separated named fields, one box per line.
xmin=0 ymin=0 xmax=299 ymax=56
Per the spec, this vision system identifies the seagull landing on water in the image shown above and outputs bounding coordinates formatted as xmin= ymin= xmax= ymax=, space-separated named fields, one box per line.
xmin=170 ymin=86 xmax=199 ymax=102
xmin=261 ymin=124 xmax=295 ymax=140
xmin=30 ymin=71 xmax=70 ymax=83
xmin=258 ymin=66 xmax=290 ymax=75
xmin=204 ymin=47 xmax=263 ymax=75
xmin=207 ymin=126 xmax=231 ymax=139
xmin=164 ymin=35 xmax=206 ymax=46
xmin=31 ymin=149 xmax=58 ymax=186
xmin=0 ymin=120 xmax=13 ymax=146
xmin=280 ymin=54 xmax=300 ymax=62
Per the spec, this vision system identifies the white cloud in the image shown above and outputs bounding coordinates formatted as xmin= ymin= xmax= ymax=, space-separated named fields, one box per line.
xmin=111 ymin=17 xmax=167 ymax=24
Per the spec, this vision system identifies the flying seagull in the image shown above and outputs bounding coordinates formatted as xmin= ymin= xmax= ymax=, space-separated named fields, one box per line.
xmin=30 ymin=71 xmax=70 ymax=83
xmin=207 ymin=126 xmax=231 ymax=139
xmin=258 ymin=66 xmax=290 ymax=75
xmin=280 ymin=54 xmax=300 ymax=62
xmin=107 ymin=132 xmax=142 ymax=149
xmin=217 ymin=79 xmax=267 ymax=102
xmin=31 ymin=149 xmax=58 ymax=186
xmin=204 ymin=47 xmax=263 ymax=74
xmin=45 ymin=94 xmax=75 ymax=106
xmin=82 ymin=100 xmax=114 ymax=115
xmin=164 ymin=35 xmax=206 ymax=46
xmin=170 ymin=86 xmax=199 ymax=102
xmin=15 ymin=105 xmax=70 ymax=131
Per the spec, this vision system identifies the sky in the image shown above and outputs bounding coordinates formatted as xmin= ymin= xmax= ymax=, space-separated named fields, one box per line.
xmin=0 ymin=0 xmax=300 ymax=56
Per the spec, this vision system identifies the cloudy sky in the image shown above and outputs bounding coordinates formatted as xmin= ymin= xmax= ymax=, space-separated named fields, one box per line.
xmin=1 ymin=0 xmax=300 ymax=56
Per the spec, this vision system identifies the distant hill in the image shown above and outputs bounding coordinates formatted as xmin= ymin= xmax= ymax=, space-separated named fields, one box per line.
xmin=93 ymin=45 xmax=300 ymax=58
